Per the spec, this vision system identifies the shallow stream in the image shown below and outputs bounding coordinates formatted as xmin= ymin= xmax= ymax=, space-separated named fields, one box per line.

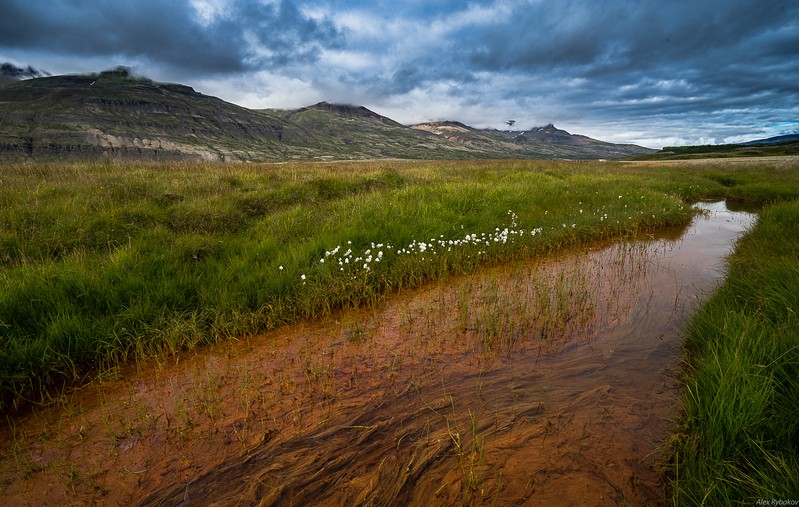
xmin=150 ymin=201 xmax=755 ymax=505
xmin=0 ymin=201 xmax=756 ymax=506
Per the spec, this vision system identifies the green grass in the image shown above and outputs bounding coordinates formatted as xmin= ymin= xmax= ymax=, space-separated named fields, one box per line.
xmin=634 ymin=140 xmax=799 ymax=160
xmin=671 ymin=199 xmax=799 ymax=504
xmin=2 ymin=158 xmax=799 ymax=413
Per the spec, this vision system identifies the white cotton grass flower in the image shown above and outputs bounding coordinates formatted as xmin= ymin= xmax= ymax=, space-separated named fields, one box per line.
xmin=301 ymin=209 xmax=547 ymax=284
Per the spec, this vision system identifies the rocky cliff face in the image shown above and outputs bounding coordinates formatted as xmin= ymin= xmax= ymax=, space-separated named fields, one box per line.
xmin=0 ymin=69 xmax=290 ymax=161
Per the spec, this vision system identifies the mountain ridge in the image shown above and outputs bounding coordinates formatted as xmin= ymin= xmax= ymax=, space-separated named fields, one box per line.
xmin=411 ymin=121 xmax=653 ymax=159
xmin=0 ymin=69 xmax=656 ymax=161
xmin=741 ymin=133 xmax=799 ymax=145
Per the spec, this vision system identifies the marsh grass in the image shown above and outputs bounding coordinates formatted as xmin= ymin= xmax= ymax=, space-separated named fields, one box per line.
xmin=448 ymin=262 xmax=599 ymax=355
xmin=2 ymin=158 xmax=799 ymax=410
xmin=445 ymin=400 xmax=487 ymax=500
xmin=671 ymin=199 xmax=799 ymax=504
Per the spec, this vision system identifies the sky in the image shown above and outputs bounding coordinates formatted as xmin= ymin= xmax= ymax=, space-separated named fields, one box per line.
xmin=1 ymin=0 xmax=798 ymax=148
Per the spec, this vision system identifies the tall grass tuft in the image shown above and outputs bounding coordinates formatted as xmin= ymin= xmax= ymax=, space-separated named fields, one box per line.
xmin=671 ymin=199 xmax=799 ymax=504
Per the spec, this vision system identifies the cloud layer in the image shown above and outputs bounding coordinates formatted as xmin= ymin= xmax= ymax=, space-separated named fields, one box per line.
xmin=2 ymin=0 xmax=797 ymax=147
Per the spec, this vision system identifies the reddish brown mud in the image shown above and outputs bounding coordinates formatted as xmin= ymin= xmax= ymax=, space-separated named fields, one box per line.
xmin=0 ymin=202 xmax=754 ymax=506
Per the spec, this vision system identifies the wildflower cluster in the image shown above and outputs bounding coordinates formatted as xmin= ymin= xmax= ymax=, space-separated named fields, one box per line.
xmin=321 ymin=241 xmax=389 ymax=273
xmin=294 ymin=210 xmax=544 ymax=283
xmin=396 ymin=212 xmax=543 ymax=256
xmin=575 ymin=193 xmax=683 ymax=226
xmin=285 ymin=194 xmax=685 ymax=285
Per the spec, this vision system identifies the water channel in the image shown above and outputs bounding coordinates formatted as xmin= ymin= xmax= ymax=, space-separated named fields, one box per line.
xmin=145 ymin=201 xmax=756 ymax=506
xmin=0 ymin=201 xmax=756 ymax=506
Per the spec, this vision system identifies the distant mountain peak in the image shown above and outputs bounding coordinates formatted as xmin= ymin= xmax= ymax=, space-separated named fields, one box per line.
xmin=530 ymin=123 xmax=566 ymax=134
xmin=98 ymin=66 xmax=136 ymax=79
xmin=411 ymin=121 xmax=474 ymax=134
xmin=308 ymin=101 xmax=384 ymax=120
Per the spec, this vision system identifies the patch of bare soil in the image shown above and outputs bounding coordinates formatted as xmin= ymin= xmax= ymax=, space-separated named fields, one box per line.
xmin=0 ymin=202 xmax=754 ymax=506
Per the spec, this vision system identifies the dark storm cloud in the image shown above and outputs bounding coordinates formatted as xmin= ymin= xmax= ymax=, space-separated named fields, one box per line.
xmin=328 ymin=0 xmax=797 ymax=125
xmin=233 ymin=1 xmax=343 ymax=66
xmin=416 ymin=0 xmax=799 ymax=143
xmin=0 ymin=62 xmax=49 ymax=81
xmin=0 ymin=0 xmax=343 ymax=74
xmin=376 ymin=59 xmax=478 ymax=96
xmin=456 ymin=0 xmax=796 ymax=74
xmin=451 ymin=0 xmax=799 ymax=105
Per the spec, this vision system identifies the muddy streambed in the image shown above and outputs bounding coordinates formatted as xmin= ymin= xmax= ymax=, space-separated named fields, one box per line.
xmin=0 ymin=202 xmax=755 ymax=506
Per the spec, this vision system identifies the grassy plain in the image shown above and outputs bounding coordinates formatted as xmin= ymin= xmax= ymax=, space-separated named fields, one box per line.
xmin=639 ymin=140 xmax=799 ymax=160
xmin=1 ymin=157 xmax=798 ymax=502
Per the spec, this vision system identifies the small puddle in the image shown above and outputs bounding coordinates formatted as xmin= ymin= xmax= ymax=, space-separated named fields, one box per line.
xmin=0 ymin=202 xmax=756 ymax=506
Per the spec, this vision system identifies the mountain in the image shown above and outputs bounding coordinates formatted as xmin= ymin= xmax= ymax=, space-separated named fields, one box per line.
xmin=741 ymin=133 xmax=799 ymax=145
xmin=0 ymin=67 xmax=305 ymax=161
xmin=411 ymin=121 xmax=655 ymax=159
xmin=266 ymin=102 xmax=471 ymax=160
xmin=0 ymin=69 xmax=655 ymax=161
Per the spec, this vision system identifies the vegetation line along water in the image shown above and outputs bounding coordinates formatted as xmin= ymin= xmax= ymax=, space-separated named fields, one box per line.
xmin=672 ymin=199 xmax=799 ymax=504
xmin=153 ymin=201 xmax=756 ymax=506
xmin=122 ymin=201 xmax=757 ymax=505
xmin=1 ymin=158 xmax=798 ymax=505
xmin=2 ymin=158 xmax=706 ymax=409
xmin=0 ymin=198 xmax=756 ymax=505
